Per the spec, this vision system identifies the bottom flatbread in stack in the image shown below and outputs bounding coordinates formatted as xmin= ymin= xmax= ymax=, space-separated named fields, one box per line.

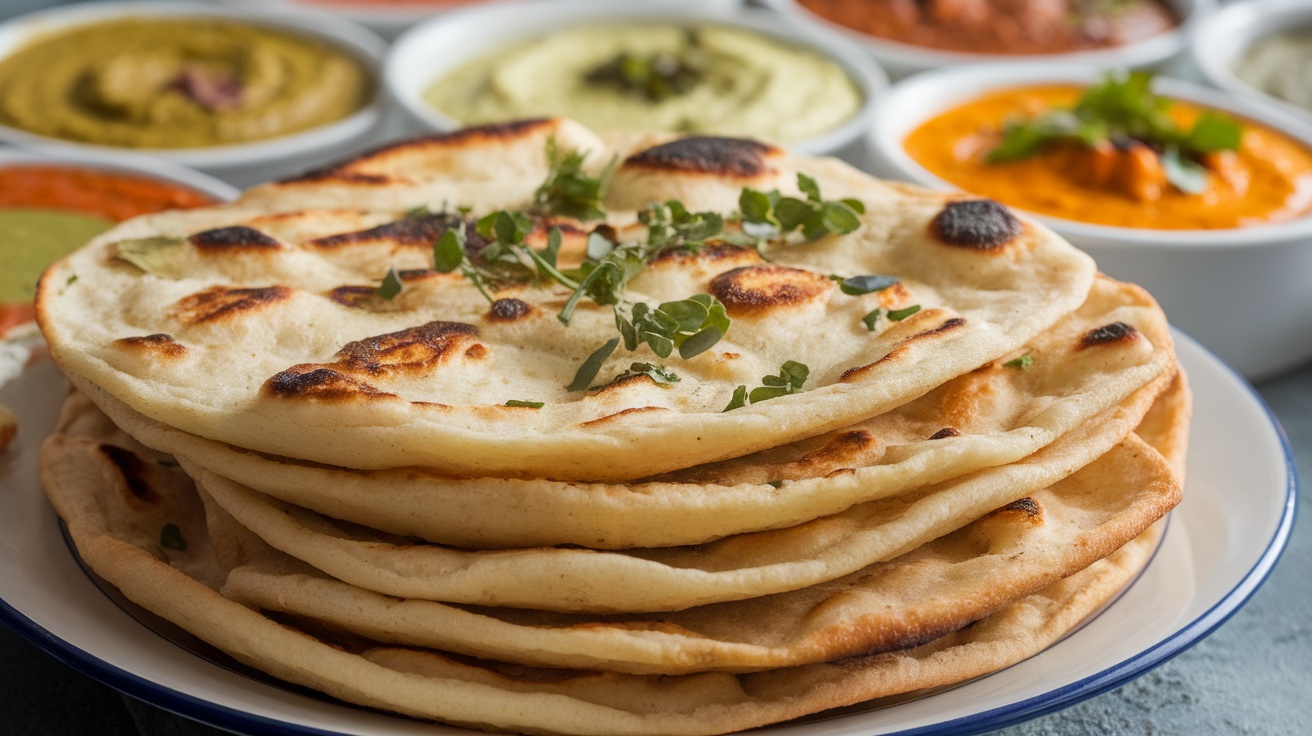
xmin=39 ymin=367 xmax=1188 ymax=735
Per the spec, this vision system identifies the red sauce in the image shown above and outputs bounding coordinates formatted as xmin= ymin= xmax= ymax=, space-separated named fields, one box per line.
xmin=0 ymin=165 xmax=213 ymax=221
xmin=795 ymin=0 xmax=1177 ymax=55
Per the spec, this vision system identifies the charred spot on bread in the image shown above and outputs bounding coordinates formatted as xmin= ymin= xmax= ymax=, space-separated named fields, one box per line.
xmin=113 ymin=333 xmax=187 ymax=358
xmin=929 ymin=427 xmax=961 ymax=440
xmin=930 ymin=200 xmax=1022 ymax=250
xmin=1080 ymin=322 xmax=1138 ymax=348
xmin=488 ymin=298 xmax=535 ymax=322
xmin=335 ymin=321 xmax=480 ymax=375
xmin=624 ymin=137 xmax=780 ymax=178
xmin=175 ymin=286 xmax=293 ymax=325
xmin=309 ymin=212 xmax=466 ymax=250
xmin=188 ymin=226 xmax=281 ymax=251
xmin=263 ymin=367 xmax=395 ymax=400
xmin=709 ymin=265 xmax=832 ymax=315
xmin=97 ymin=444 xmax=159 ymax=504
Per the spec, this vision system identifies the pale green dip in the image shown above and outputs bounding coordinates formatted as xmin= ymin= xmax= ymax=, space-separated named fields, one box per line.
xmin=424 ymin=25 xmax=862 ymax=143
xmin=0 ymin=208 xmax=112 ymax=302
xmin=1235 ymin=29 xmax=1312 ymax=113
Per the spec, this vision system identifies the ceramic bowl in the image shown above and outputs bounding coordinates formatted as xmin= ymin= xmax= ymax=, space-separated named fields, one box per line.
xmin=760 ymin=0 xmax=1212 ymax=81
xmin=385 ymin=0 xmax=887 ymax=159
xmin=0 ymin=1 xmax=388 ymax=187
xmin=1190 ymin=0 xmax=1312 ymax=129
xmin=866 ymin=63 xmax=1312 ymax=380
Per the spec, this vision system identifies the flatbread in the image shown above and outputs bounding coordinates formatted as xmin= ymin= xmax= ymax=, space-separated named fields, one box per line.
xmin=37 ymin=118 xmax=1097 ymax=481
xmin=183 ymin=361 xmax=1172 ymax=613
xmin=39 ymin=389 xmax=1168 ymax=736
xmin=78 ymin=275 xmax=1171 ymax=548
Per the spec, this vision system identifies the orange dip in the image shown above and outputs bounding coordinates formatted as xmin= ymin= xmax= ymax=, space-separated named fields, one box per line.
xmin=0 ymin=165 xmax=214 ymax=335
xmin=796 ymin=0 xmax=1176 ymax=55
xmin=0 ymin=165 xmax=212 ymax=221
xmin=904 ymin=85 xmax=1312 ymax=229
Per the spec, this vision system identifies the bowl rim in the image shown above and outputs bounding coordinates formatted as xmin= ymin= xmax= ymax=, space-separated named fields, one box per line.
xmin=0 ymin=146 xmax=240 ymax=204
xmin=1190 ymin=0 xmax=1312 ymax=129
xmin=757 ymin=0 xmax=1212 ymax=75
xmin=0 ymin=0 xmax=388 ymax=169
xmin=868 ymin=62 xmax=1312 ymax=248
xmin=383 ymin=0 xmax=888 ymax=157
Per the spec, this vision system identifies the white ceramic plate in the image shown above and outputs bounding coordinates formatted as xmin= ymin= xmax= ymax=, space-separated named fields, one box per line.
xmin=0 ymin=330 xmax=1296 ymax=735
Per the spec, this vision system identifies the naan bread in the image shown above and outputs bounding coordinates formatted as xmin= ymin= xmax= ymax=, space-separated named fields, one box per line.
xmin=37 ymin=118 xmax=1097 ymax=481
xmin=74 ymin=275 xmax=1170 ymax=548
xmin=183 ymin=363 xmax=1172 ymax=613
xmin=40 ymin=388 xmax=1170 ymax=735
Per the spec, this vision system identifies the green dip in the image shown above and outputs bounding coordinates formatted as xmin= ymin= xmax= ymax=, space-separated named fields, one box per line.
xmin=424 ymin=24 xmax=861 ymax=143
xmin=0 ymin=208 xmax=112 ymax=302
xmin=0 ymin=19 xmax=370 ymax=149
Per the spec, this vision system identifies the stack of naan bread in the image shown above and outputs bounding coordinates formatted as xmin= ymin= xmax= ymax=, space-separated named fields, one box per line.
xmin=35 ymin=118 xmax=1187 ymax=735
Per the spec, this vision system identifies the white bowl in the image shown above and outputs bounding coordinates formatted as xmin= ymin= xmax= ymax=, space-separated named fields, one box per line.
xmin=759 ymin=0 xmax=1212 ymax=81
xmin=866 ymin=63 xmax=1312 ymax=380
xmin=0 ymin=1 xmax=388 ymax=188
xmin=385 ymin=0 xmax=887 ymax=159
xmin=215 ymin=0 xmax=681 ymax=40
xmin=1191 ymin=0 xmax=1312 ymax=130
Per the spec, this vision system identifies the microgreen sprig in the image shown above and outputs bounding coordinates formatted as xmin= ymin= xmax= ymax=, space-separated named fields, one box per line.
xmin=740 ymin=173 xmax=865 ymax=242
xmin=533 ymin=137 xmax=617 ymax=222
xmin=723 ymin=361 xmax=810 ymax=411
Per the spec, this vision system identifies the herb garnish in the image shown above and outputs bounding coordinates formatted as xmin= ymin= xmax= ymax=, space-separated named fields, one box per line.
xmin=987 ymin=71 xmax=1243 ymax=194
xmin=160 ymin=523 xmax=187 ymax=551
xmin=114 ymin=236 xmax=186 ymax=278
xmin=723 ymin=361 xmax=810 ymax=411
xmin=740 ymin=173 xmax=866 ymax=242
xmin=505 ymin=399 xmax=545 ymax=408
xmin=584 ymin=31 xmax=707 ymax=103
xmin=887 ymin=304 xmax=921 ymax=321
xmin=861 ymin=309 xmax=881 ymax=332
xmin=533 ymin=137 xmax=617 ymax=221
xmin=1004 ymin=354 xmax=1034 ymax=369
xmin=830 ymin=274 xmax=899 ymax=296
xmin=432 ymin=211 xmax=576 ymax=302
xmin=377 ymin=267 xmax=403 ymax=300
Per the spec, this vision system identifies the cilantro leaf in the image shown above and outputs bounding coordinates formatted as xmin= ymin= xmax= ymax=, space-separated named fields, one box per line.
xmin=376 ymin=267 xmax=403 ymax=300
xmin=533 ymin=136 xmax=616 ymax=221
xmin=831 ymin=274 xmax=900 ymax=296
xmin=888 ymin=304 xmax=921 ymax=321
xmin=861 ymin=308 xmax=881 ymax=331
xmin=723 ymin=361 xmax=809 ymax=411
xmin=505 ymin=399 xmax=545 ymax=408
xmin=567 ymin=338 xmax=620 ymax=391
xmin=1003 ymin=354 xmax=1034 ymax=369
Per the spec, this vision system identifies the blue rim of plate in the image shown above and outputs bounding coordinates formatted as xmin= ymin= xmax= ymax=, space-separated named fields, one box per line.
xmin=0 ymin=330 xmax=1299 ymax=736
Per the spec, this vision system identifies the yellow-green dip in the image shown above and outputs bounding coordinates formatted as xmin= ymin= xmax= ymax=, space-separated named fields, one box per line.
xmin=424 ymin=25 xmax=862 ymax=142
xmin=0 ymin=209 xmax=111 ymax=302
xmin=0 ymin=19 xmax=371 ymax=148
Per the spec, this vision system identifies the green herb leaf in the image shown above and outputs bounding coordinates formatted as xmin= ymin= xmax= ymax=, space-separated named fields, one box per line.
xmin=1003 ymin=354 xmax=1034 ymax=369
xmin=861 ymin=308 xmax=881 ymax=331
xmin=583 ymin=42 xmax=706 ymax=104
xmin=723 ymin=385 xmax=748 ymax=412
xmin=832 ymin=274 xmax=900 ymax=296
xmin=1185 ymin=111 xmax=1243 ymax=152
xmin=114 ymin=236 xmax=186 ymax=278
xmin=505 ymin=399 xmax=545 ymax=408
xmin=888 ymin=304 xmax=921 ymax=321
xmin=532 ymin=137 xmax=616 ymax=221
xmin=737 ymin=175 xmax=863 ymax=243
xmin=433 ymin=228 xmax=465 ymax=273
xmin=376 ymin=267 xmax=403 ymax=300
xmin=984 ymin=70 xmax=1243 ymax=183
xmin=568 ymin=337 xmax=620 ymax=391
xmin=723 ymin=360 xmax=809 ymax=411
xmin=614 ymin=362 xmax=681 ymax=384
xmin=160 ymin=523 xmax=187 ymax=551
